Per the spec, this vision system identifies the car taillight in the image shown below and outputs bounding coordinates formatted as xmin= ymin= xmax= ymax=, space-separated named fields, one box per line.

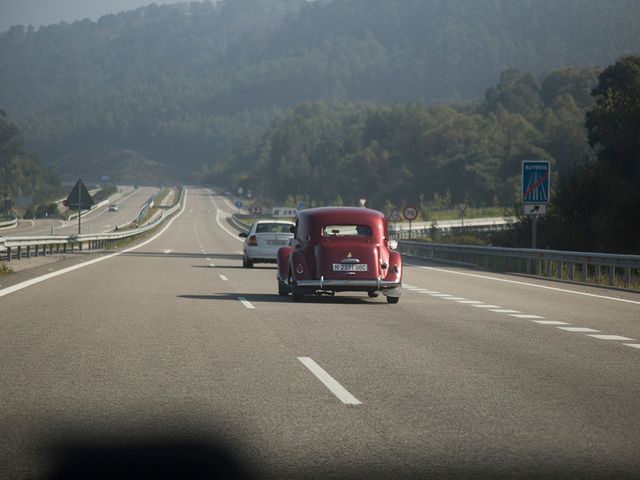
xmin=248 ymin=235 xmax=257 ymax=246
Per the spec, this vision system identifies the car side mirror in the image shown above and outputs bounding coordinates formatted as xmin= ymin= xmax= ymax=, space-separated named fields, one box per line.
xmin=239 ymin=232 xmax=248 ymax=238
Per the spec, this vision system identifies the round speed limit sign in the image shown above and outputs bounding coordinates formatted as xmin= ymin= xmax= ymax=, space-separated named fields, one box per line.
xmin=403 ymin=205 xmax=419 ymax=221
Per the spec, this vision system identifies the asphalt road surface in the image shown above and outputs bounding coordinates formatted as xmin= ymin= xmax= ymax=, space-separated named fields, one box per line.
xmin=1 ymin=188 xmax=639 ymax=479
xmin=7 ymin=186 xmax=158 ymax=236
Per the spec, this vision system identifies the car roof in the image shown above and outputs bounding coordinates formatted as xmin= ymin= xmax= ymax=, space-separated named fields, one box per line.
xmin=297 ymin=206 xmax=385 ymax=223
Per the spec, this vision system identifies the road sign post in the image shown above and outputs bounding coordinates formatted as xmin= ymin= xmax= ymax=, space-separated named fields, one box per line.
xmin=65 ymin=179 xmax=95 ymax=235
xmin=403 ymin=205 xmax=419 ymax=239
xmin=522 ymin=161 xmax=550 ymax=249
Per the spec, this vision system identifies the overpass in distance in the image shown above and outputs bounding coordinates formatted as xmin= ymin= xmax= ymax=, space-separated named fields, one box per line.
xmin=1 ymin=187 xmax=639 ymax=479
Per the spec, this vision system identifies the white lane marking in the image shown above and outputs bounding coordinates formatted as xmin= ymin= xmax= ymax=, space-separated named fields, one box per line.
xmin=425 ymin=291 xmax=440 ymax=294
xmin=557 ymin=327 xmax=600 ymax=333
xmin=510 ymin=314 xmax=544 ymax=319
xmin=238 ymin=297 xmax=255 ymax=309
xmin=418 ymin=266 xmax=640 ymax=305
xmin=623 ymin=344 xmax=640 ymax=349
xmin=163 ymin=249 xmax=173 ymax=254
xmin=588 ymin=334 xmax=635 ymax=341
xmin=219 ymin=275 xmax=228 ymax=281
xmin=489 ymin=309 xmax=521 ymax=314
xmin=209 ymin=263 xmax=216 ymax=268
xmin=472 ymin=304 xmax=501 ymax=308
xmin=298 ymin=357 xmax=362 ymax=405
xmin=443 ymin=297 xmax=466 ymax=301
xmin=416 ymin=289 xmax=431 ymax=293
xmin=0 ymin=191 xmax=188 ymax=298
xmin=457 ymin=300 xmax=483 ymax=304
xmin=206 ymin=258 xmax=211 ymax=261
xmin=430 ymin=293 xmax=452 ymax=297
xmin=533 ymin=320 xmax=570 ymax=325
xmin=211 ymin=197 xmax=244 ymax=242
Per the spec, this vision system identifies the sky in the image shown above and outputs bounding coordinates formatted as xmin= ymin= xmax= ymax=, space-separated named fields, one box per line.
xmin=0 ymin=0 xmax=177 ymax=32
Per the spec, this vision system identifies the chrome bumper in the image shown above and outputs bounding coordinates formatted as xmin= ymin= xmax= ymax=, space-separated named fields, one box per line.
xmin=295 ymin=278 xmax=401 ymax=289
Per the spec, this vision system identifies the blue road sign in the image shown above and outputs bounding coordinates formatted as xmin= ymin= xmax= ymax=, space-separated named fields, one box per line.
xmin=522 ymin=160 xmax=550 ymax=205
xmin=235 ymin=200 xmax=243 ymax=209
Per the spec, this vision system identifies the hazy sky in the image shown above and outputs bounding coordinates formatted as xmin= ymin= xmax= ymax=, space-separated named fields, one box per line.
xmin=0 ymin=0 xmax=177 ymax=32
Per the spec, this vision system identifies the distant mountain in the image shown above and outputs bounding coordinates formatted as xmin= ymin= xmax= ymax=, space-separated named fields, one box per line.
xmin=0 ymin=0 xmax=639 ymax=179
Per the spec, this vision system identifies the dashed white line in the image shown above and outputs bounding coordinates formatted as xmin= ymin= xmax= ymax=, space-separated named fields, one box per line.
xmin=209 ymin=263 xmax=216 ymax=268
xmin=430 ymin=293 xmax=453 ymax=297
xmin=588 ymin=334 xmax=635 ymax=341
xmin=623 ymin=344 xmax=640 ymax=349
xmin=238 ymin=297 xmax=255 ymax=309
xmin=219 ymin=275 xmax=228 ymax=281
xmin=510 ymin=314 xmax=545 ymax=319
xmin=298 ymin=357 xmax=362 ymax=405
xmin=443 ymin=297 xmax=467 ymax=301
xmin=457 ymin=300 xmax=483 ymax=304
xmin=533 ymin=320 xmax=570 ymax=325
xmin=557 ymin=327 xmax=600 ymax=333
xmin=489 ymin=309 xmax=521 ymax=314
xmin=472 ymin=304 xmax=502 ymax=309
xmin=418 ymin=266 xmax=640 ymax=305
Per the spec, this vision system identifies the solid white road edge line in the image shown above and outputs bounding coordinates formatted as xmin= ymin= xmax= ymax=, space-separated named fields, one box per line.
xmin=238 ymin=297 xmax=255 ymax=309
xmin=0 ymin=190 xmax=188 ymax=298
xmin=417 ymin=266 xmax=640 ymax=305
xmin=298 ymin=357 xmax=362 ymax=405
xmin=211 ymin=196 xmax=244 ymax=242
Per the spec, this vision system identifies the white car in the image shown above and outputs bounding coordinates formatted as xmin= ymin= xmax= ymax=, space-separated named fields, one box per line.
xmin=108 ymin=204 xmax=119 ymax=212
xmin=239 ymin=220 xmax=294 ymax=268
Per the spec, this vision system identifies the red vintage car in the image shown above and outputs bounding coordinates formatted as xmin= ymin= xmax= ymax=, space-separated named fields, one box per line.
xmin=276 ymin=207 xmax=403 ymax=303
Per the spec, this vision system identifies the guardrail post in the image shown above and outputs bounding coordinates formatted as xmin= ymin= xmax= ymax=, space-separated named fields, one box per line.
xmin=608 ymin=266 xmax=615 ymax=286
xmin=545 ymin=260 xmax=551 ymax=277
xmin=26 ymin=245 xmax=31 ymax=258
xmin=596 ymin=265 xmax=602 ymax=284
xmin=583 ymin=261 xmax=589 ymax=283
xmin=568 ymin=263 xmax=575 ymax=281
xmin=35 ymin=245 xmax=39 ymax=257
xmin=6 ymin=246 xmax=11 ymax=261
xmin=624 ymin=268 xmax=631 ymax=288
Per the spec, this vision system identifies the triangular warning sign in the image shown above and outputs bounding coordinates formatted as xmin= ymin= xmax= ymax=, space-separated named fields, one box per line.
xmin=65 ymin=179 xmax=95 ymax=210
xmin=388 ymin=207 xmax=402 ymax=222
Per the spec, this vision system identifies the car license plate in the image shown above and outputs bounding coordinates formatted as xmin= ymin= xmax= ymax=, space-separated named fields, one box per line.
xmin=267 ymin=240 xmax=286 ymax=245
xmin=333 ymin=263 xmax=368 ymax=272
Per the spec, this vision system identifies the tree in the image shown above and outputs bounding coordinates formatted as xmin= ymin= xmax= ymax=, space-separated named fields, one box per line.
xmin=586 ymin=55 xmax=640 ymax=182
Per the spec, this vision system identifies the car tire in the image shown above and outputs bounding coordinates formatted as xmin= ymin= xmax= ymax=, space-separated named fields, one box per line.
xmin=278 ymin=279 xmax=290 ymax=296
xmin=291 ymin=287 xmax=304 ymax=302
xmin=242 ymin=256 xmax=253 ymax=268
xmin=386 ymin=296 xmax=400 ymax=304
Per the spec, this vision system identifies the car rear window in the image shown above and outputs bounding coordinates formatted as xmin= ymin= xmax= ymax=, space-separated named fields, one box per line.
xmin=255 ymin=223 xmax=292 ymax=233
xmin=322 ymin=224 xmax=372 ymax=237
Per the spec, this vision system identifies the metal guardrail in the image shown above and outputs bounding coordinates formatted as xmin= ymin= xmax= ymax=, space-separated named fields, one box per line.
xmin=398 ymin=241 xmax=640 ymax=289
xmin=0 ymin=189 xmax=184 ymax=262
xmin=0 ymin=217 xmax=18 ymax=230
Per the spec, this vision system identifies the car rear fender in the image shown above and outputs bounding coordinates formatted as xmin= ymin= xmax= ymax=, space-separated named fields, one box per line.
xmin=277 ymin=246 xmax=293 ymax=281
xmin=383 ymin=250 xmax=402 ymax=283
xmin=290 ymin=249 xmax=311 ymax=282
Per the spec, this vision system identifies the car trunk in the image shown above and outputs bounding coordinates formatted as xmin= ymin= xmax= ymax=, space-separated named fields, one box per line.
xmin=255 ymin=233 xmax=291 ymax=249
xmin=314 ymin=241 xmax=381 ymax=280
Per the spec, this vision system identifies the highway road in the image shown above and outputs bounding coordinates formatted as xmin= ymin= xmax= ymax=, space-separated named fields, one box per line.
xmin=1 ymin=187 xmax=639 ymax=479
xmin=6 ymin=186 xmax=159 ymax=236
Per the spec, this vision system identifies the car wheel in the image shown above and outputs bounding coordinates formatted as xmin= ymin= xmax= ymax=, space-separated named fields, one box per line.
xmin=242 ymin=256 xmax=253 ymax=268
xmin=278 ymin=279 xmax=290 ymax=296
xmin=367 ymin=291 xmax=379 ymax=298
xmin=386 ymin=296 xmax=400 ymax=304
xmin=291 ymin=287 xmax=304 ymax=302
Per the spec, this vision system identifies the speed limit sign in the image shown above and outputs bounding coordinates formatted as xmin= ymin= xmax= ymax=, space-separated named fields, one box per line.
xmin=403 ymin=205 xmax=419 ymax=221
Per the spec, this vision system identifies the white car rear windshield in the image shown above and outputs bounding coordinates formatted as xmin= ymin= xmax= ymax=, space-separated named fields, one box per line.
xmin=255 ymin=223 xmax=292 ymax=233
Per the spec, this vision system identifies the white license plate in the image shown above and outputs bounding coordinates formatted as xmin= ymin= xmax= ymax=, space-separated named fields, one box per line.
xmin=333 ymin=263 xmax=368 ymax=272
xmin=267 ymin=240 xmax=286 ymax=245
